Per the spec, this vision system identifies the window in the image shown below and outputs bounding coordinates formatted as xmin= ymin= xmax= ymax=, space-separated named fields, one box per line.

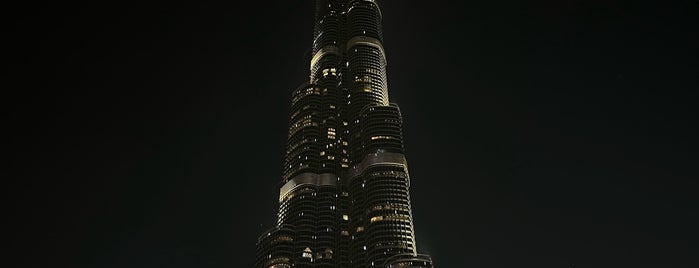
xmin=272 ymin=236 xmax=293 ymax=244
xmin=302 ymin=247 xmax=313 ymax=259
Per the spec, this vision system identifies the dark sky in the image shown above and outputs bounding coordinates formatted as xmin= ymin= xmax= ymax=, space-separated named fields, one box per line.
xmin=8 ymin=0 xmax=698 ymax=267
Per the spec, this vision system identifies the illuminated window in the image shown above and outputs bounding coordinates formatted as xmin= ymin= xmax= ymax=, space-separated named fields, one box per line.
xmin=302 ymin=247 xmax=313 ymax=258
xmin=370 ymin=216 xmax=383 ymax=223
xmin=356 ymin=226 xmax=364 ymax=232
xmin=343 ymin=214 xmax=349 ymax=220
xmin=272 ymin=236 xmax=294 ymax=244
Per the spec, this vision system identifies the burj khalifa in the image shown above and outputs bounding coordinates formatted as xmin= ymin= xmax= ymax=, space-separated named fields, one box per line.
xmin=255 ymin=1 xmax=434 ymax=267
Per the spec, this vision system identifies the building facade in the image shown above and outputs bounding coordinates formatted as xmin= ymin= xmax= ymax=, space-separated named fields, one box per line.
xmin=255 ymin=1 xmax=434 ymax=267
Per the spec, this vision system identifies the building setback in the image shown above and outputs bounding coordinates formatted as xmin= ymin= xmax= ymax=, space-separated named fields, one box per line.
xmin=255 ymin=1 xmax=434 ymax=267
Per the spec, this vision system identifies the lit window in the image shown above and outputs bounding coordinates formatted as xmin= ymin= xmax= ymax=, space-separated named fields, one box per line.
xmin=342 ymin=215 xmax=349 ymax=220
xmin=272 ymin=236 xmax=294 ymax=244
xmin=302 ymin=251 xmax=312 ymax=258
xmin=370 ymin=216 xmax=383 ymax=223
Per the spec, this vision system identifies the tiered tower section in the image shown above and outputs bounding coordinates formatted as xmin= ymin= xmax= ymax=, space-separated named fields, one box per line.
xmin=256 ymin=1 xmax=433 ymax=267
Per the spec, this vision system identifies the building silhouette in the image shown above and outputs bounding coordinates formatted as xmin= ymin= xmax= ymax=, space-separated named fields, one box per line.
xmin=255 ymin=1 xmax=434 ymax=267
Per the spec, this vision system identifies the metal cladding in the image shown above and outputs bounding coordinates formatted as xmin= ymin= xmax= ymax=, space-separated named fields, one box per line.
xmin=256 ymin=1 xmax=434 ymax=267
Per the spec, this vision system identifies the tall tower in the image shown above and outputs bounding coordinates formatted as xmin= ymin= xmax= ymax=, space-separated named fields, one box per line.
xmin=255 ymin=1 xmax=434 ymax=267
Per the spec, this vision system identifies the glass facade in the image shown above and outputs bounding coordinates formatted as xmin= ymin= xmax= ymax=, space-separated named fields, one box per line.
xmin=256 ymin=1 xmax=434 ymax=267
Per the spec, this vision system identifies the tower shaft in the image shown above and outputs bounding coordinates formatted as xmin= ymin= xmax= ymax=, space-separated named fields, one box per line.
xmin=256 ymin=1 xmax=434 ymax=267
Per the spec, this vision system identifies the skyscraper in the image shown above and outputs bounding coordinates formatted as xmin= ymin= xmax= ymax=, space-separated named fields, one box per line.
xmin=255 ymin=1 xmax=434 ymax=267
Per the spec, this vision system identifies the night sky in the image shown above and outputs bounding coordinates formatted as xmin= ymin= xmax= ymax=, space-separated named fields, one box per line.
xmin=8 ymin=1 xmax=698 ymax=267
